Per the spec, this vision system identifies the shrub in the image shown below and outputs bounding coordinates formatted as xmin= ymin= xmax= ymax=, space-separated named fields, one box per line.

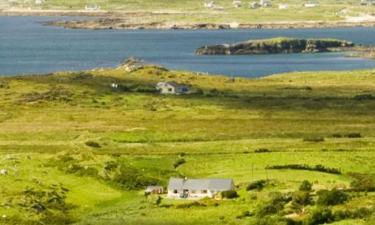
xmin=255 ymin=148 xmax=271 ymax=153
xmin=173 ymin=158 xmax=186 ymax=168
xmin=307 ymin=208 xmax=334 ymax=225
xmin=247 ymin=180 xmax=269 ymax=191
xmin=221 ymin=190 xmax=238 ymax=199
xmin=299 ymin=180 xmax=313 ymax=192
xmin=346 ymin=132 xmax=362 ymax=138
xmin=113 ymin=165 xmax=159 ymax=190
xmin=317 ymin=189 xmax=349 ymax=206
xmin=266 ymin=164 xmax=341 ymax=175
xmin=303 ymin=137 xmax=324 ymax=142
xmin=291 ymin=191 xmax=312 ymax=211
xmin=85 ymin=141 xmax=101 ymax=148
xmin=236 ymin=210 xmax=253 ymax=219
xmin=349 ymin=173 xmax=375 ymax=192
xmin=257 ymin=192 xmax=291 ymax=217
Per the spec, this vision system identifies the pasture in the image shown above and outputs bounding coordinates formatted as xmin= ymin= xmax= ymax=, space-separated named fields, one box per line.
xmin=0 ymin=67 xmax=375 ymax=224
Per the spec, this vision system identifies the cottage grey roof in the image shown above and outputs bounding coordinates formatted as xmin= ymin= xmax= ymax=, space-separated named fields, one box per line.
xmin=168 ymin=178 xmax=233 ymax=191
xmin=156 ymin=81 xmax=187 ymax=88
xmin=168 ymin=178 xmax=185 ymax=190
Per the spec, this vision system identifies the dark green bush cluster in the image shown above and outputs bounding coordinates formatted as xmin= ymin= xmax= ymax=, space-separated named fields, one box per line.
xmin=175 ymin=201 xmax=207 ymax=209
xmin=85 ymin=141 xmax=101 ymax=148
xmin=257 ymin=192 xmax=292 ymax=217
xmin=18 ymin=184 xmax=76 ymax=225
xmin=247 ymin=179 xmax=269 ymax=191
xmin=299 ymin=180 xmax=313 ymax=191
xmin=221 ymin=190 xmax=238 ymax=199
xmin=332 ymin=132 xmax=362 ymax=138
xmin=266 ymin=164 xmax=341 ymax=175
xmin=173 ymin=158 xmax=186 ymax=169
xmin=255 ymin=148 xmax=271 ymax=153
xmin=349 ymin=173 xmax=375 ymax=192
xmin=303 ymin=137 xmax=325 ymax=142
xmin=304 ymin=207 xmax=373 ymax=225
xmin=113 ymin=165 xmax=160 ymax=190
xmin=353 ymin=94 xmax=375 ymax=100
xmin=291 ymin=191 xmax=313 ymax=211
xmin=317 ymin=189 xmax=349 ymax=206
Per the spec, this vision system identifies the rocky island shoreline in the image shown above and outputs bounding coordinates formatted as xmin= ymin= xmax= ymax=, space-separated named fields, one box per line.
xmin=45 ymin=18 xmax=375 ymax=30
xmin=195 ymin=37 xmax=356 ymax=55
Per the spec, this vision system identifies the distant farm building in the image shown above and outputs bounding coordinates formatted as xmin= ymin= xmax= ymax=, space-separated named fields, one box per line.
xmin=85 ymin=4 xmax=101 ymax=11
xmin=156 ymin=82 xmax=189 ymax=95
xmin=233 ymin=0 xmax=242 ymax=8
xmin=203 ymin=0 xmax=215 ymax=8
xmin=145 ymin=186 xmax=164 ymax=195
xmin=259 ymin=0 xmax=272 ymax=7
xmin=35 ymin=0 xmax=44 ymax=5
xmin=249 ymin=1 xmax=261 ymax=9
xmin=167 ymin=178 xmax=235 ymax=199
xmin=278 ymin=3 xmax=288 ymax=9
xmin=361 ymin=0 xmax=375 ymax=5
xmin=304 ymin=2 xmax=318 ymax=8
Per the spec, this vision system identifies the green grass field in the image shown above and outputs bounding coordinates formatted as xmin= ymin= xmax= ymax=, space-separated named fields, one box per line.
xmin=3 ymin=0 xmax=375 ymax=24
xmin=1 ymin=67 xmax=375 ymax=225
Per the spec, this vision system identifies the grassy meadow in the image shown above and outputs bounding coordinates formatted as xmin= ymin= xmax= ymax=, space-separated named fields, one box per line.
xmin=3 ymin=0 xmax=375 ymax=24
xmin=1 ymin=66 xmax=375 ymax=225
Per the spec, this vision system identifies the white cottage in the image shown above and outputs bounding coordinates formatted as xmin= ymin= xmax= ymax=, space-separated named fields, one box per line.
xmin=167 ymin=178 xmax=235 ymax=199
xmin=156 ymin=82 xmax=189 ymax=95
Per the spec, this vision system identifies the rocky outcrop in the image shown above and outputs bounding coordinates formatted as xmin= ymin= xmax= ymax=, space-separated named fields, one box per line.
xmin=195 ymin=37 xmax=355 ymax=55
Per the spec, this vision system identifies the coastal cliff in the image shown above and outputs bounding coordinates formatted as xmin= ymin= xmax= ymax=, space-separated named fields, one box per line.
xmin=195 ymin=37 xmax=355 ymax=55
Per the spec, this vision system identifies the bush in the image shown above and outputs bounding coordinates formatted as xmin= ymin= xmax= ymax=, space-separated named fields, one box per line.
xmin=317 ymin=189 xmax=349 ymax=206
xmin=255 ymin=148 xmax=271 ymax=153
xmin=173 ymin=158 xmax=186 ymax=168
xmin=346 ymin=132 xmax=362 ymax=138
xmin=113 ymin=165 xmax=159 ymax=190
xmin=349 ymin=173 xmax=375 ymax=192
xmin=85 ymin=141 xmax=101 ymax=148
xmin=299 ymin=180 xmax=313 ymax=191
xmin=247 ymin=180 xmax=269 ymax=191
xmin=291 ymin=191 xmax=312 ymax=211
xmin=221 ymin=190 xmax=238 ymax=199
xmin=258 ymin=192 xmax=292 ymax=217
xmin=307 ymin=208 xmax=334 ymax=225
xmin=266 ymin=164 xmax=341 ymax=175
xmin=303 ymin=137 xmax=325 ymax=142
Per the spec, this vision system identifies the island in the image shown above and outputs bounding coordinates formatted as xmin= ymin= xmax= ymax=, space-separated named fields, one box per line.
xmin=195 ymin=37 xmax=356 ymax=55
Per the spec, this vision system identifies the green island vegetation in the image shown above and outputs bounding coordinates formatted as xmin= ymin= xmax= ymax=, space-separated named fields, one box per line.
xmin=195 ymin=37 xmax=355 ymax=55
xmin=1 ymin=65 xmax=375 ymax=225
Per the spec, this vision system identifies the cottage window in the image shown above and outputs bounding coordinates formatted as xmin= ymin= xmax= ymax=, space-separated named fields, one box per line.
xmin=202 ymin=190 xmax=208 ymax=194
xmin=168 ymin=88 xmax=173 ymax=92
xmin=173 ymin=189 xmax=178 ymax=194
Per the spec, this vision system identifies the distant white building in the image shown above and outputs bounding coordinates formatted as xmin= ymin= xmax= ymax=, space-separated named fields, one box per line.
xmin=85 ymin=4 xmax=101 ymax=11
xmin=233 ymin=0 xmax=242 ymax=8
xmin=156 ymin=82 xmax=190 ymax=95
xmin=35 ymin=0 xmax=44 ymax=5
xmin=360 ymin=0 xmax=375 ymax=6
xmin=204 ymin=0 xmax=215 ymax=8
xmin=167 ymin=178 xmax=235 ymax=199
xmin=278 ymin=3 xmax=288 ymax=9
xmin=304 ymin=2 xmax=318 ymax=8
xmin=259 ymin=0 xmax=272 ymax=7
xmin=249 ymin=1 xmax=261 ymax=9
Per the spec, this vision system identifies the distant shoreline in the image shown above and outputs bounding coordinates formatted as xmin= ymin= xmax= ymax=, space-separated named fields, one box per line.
xmin=2 ymin=9 xmax=375 ymax=30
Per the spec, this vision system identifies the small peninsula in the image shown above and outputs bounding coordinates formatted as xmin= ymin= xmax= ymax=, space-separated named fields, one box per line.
xmin=195 ymin=37 xmax=355 ymax=55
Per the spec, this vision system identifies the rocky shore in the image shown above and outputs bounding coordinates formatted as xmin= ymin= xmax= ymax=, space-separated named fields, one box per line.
xmin=195 ymin=37 xmax=355 ymax=55
xmin=45 ymin=18 xmax=375 ymax=30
